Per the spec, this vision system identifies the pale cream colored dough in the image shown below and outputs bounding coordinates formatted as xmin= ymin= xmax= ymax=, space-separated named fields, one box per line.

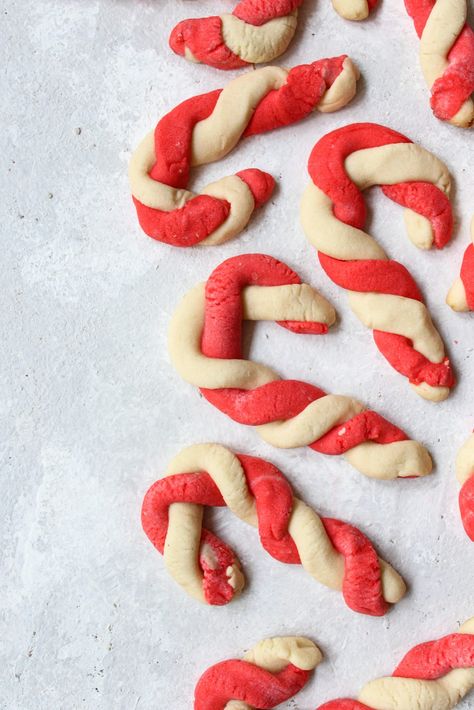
xmin=129 ymin=60 xmax=359 ymax=246
xmin=358 ymin=617 xmax=474 ymax=710
xmin=225 ymin=636 xmax=323 ymax=710
xmin=300 ymin=142 xmax=452 ymax=402
xmin=418 ymin=0 xmax=474 ymax=127
xmin=456 ymin=433 xmax=474 ymax=486
xmin=221 ymin=12 xmax=298 ymax=65
xmin=447 ymin=217 xmax=474 ymax=311
xmin=168 ymin=282 xmax=433 ymax=479
xmin=332 ymin=0 xmax=370 ymax=21
xmin=162 ymin=444 xmax=406 ymax=608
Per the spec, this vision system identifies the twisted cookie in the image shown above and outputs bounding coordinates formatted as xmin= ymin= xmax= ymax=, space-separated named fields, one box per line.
xmin=169 ymin=0 xmax=303 ymax=70
xmin=301 ymin=122 xmax=455 ymax=402
xmin=318 ymin=616 xmax=474 ymax=709
xmin=456 ymin=432 xmax=474 ymax=540
xmin=195 ymin=636 xmax=322 ymax=709
xmin=447 ymin=217 xmax=474 ymax=311
xmin=404 ymin=0 xmax=474 ymax=127
xmin=169 ymin=0 xmax=376 ymax=71
xmin=169 ymin=254 xmax=433 ymax=480
xmin=129 ymin=58 xmax=358 ymax=247
xmin=142 ymin=443 xmax=406 ymax=613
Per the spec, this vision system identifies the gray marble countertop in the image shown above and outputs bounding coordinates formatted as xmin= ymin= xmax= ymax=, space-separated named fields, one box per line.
xmin=2 ymin=0 xmax=474 ymax=708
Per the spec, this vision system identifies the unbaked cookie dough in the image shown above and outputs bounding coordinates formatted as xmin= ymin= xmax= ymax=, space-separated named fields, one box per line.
xmin=142 ymin=443 xmax=406 ymax=612
xmin=318 ymin=616 xmax=474 ymax=710
xmin=447 ymin=217 xmax=474 ymax=311
xmin=129 ymin=58 xmax=359 ymax=247
xmin=168 ymin=253 xmax=433 ymax=479
xmin=456 ymin=432 xmax=474 ymax=540
xmin=194 ymin=636 xmax=322 ymax=709
xmin=404 ymin=0 xmax=474 ymax=127
xmin=301 ymin=122 xmax=455 ymax=402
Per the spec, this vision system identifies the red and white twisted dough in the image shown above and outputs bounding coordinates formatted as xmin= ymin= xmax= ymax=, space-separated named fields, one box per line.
xmin=194 ymin=636 xmax=322 ymax=709
xmin=447 ymin=217 xmax=474 ymax=311
xmin=404 ymin=0 xmax=474 ymax=127
xmin=169 ymin=0 xmax=376 ymax=71
xmin=456 ymin=432 xmax=474 ymax=540
xmin=128 ymin=58 xmax=358 ymax=247
xmin=168 ymin=254 xmax=433 ymax=480
xmin=318 ymin=617 xmax=474 ymax=710
xmin=142 ymin=444 xmax=406 ymax=613
xmin=301 ymin=122 xmax=455 ymax=402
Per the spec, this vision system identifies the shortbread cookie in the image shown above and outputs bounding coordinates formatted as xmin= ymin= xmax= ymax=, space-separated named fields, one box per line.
xmin=301 ymin=122 xmax=455 ymax=402
xmin=168 ymin=254 xmax=433 ymax=479
xmin=404 ymin=0 xmax=474 ymax=127
xmin=195 ymin=636 xmax=322 ymax=709
xmin=142 ymin=444 xmax=406 ymax=612
xmin=129 ymin=58 xmax=359 ymax=247
xmin=456 ymin=432 xmax=474 ymax=540
xmin=169 ymin=0 xmax=303 ymax=69
xmin=447 ymin=217 xmax=474 ymax=311
xmin=318 ymin=616 xmax=474 ymax=710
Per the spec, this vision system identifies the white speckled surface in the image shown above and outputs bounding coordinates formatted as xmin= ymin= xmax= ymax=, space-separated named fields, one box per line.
xmin=2 ymin=1 xmax=474 ymax=708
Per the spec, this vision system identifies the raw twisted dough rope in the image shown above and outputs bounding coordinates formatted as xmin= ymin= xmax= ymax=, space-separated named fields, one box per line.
xmin=168 ymin=253 xmax=433 ymax=480
xmin=194 ymin=636 xmax=322 ymax=709
xmin=301 ymin=122 xmax=455 ymax=403
xmin=318 ymin=617 xmax=474 ymax=710
xmin=142 ymin=443 xmax=406 ymax=613
xmin=129 ymin=59 xmax=359 ymax=247
xmin=169 ymin=0 xmax=376 ymax=71
xmin=404 ymin=0 xmax=474 ymax=127
xmin=447 ymin=217 xmax=474 ymax=311
xmin=456 ymin=432 xmax=474 ymax=540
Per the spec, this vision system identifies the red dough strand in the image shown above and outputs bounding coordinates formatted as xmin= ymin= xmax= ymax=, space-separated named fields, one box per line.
xmin=404 ymin=0 xmax=474 ymax=122
xmin=461 ymin=243 xmax=474 ymax=309
xmin=307 ymin=123 xmax=455 ymax=393
xmin=460 ymin=473 xmax=474 ymax=540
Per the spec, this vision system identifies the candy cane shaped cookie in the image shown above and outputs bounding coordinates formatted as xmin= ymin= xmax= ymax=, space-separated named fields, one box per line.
xmin=168 ymin=254 xmax=433 ymax=480
xmin=318 ymin=617 xmax=474 ymax=710
xmin=301 ymin=123 xmax=455 ymax=402
xmin=169 ymin=1 xmax=303 ymax=70
xmin=129 ymin=58 xmax=359 ymax=247
xmin=447 ymin=217 xmax=474 ymax=311
xmin=404 ymin=0 xmax=474 ymax=127
xmin=195 ymin=636 xmax=322 ymax=709
xmin=456 ymin=432 xmax=474 ymax=540
xmin=142 ymin=444 xmax=406 ymax=613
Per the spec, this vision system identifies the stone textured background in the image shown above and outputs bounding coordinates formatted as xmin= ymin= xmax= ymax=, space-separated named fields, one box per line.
xmin=1 ymin=0 xmax=474 ymax=708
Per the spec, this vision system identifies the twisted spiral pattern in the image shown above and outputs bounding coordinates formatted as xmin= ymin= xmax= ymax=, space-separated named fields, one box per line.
xmin=194 ymin=636 xmax=322 ymax=709
xmin=142 ymin=444 xmax=406 ymax=613
xmin=169 ymin=0 xmax=303 ymax=69
xmin=456 ymin=432 xmax=474 ymax=540
xmin=169 ymin=0 xmax=376 ymax=71
xmin=169 ymin=254 xmax=433 ymax=480
xmin=404 ymin=0 xmax=474 ymax=127
xmin=129 ymin=58 xmax=358 ymax=247
xmin=301 ymin=122 xmax=455 ymax=402
xmin=318 ymin=617 xmax=474 ymax=710
xmin=447 ymin=217 xmax=474 ymax=311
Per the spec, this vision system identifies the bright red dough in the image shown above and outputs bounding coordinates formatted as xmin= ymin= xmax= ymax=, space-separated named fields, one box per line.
xmin=142 ymin=453 xmax=390 ymax=613
xmin=194 ymin=656 xmax=311 ymax=709
xmin=460 ymin=243 xmax=474 ymax=309
xmin=169 ymin=0 xmax=304 ymax=70
xmin=199 ymin=253 xmax=416 ymax=462
xmin=459 ymin=475 xmax=474 ymax=540
xmin=307 ymin=123 xmax=455 ymax=392
xmin=317 ymin=629 xmax=474 ymax=708
xmin=404 ymin=0 xmax=474 ymax=121
xmin=133 ymin=57 xmax=350 ymax=246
